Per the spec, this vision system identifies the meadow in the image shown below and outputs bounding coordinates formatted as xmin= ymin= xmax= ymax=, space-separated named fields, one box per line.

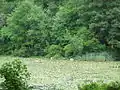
xmin=0 ymin=56 xmax=120 ymax=90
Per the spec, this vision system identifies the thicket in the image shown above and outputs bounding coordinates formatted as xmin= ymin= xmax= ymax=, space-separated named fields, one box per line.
xmin=0 ymin=59 xmax=30 ymax=90
xmin=0 ymin=0 xmax=120 ymax=60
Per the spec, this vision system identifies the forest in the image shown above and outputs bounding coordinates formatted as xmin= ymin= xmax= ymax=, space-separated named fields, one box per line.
xmin=0 ymin=0 xmax=120 ymax=60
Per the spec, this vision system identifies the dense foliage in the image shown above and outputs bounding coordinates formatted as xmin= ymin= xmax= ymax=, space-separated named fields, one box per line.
xmin=78 ymin=81 xmax=120 ymax=90
xmin=0 ymin=0 xmax=120 ymax=60
xmin=0 ymin=59 xmax=30 ymax=90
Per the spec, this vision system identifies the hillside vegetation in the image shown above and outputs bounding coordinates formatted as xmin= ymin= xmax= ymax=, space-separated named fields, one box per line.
xmin=0 ymin=0 xmax=120 ymax=60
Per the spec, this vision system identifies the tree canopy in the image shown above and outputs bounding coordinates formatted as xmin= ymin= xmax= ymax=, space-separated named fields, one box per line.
xmin=0 ymin=0 xmax=120 ymax=60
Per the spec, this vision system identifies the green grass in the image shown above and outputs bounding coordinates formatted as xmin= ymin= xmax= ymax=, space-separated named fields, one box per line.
xmin=0 ymin=56 xmax=120 ymax=90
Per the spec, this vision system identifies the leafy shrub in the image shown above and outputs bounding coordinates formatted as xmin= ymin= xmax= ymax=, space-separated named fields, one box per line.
xmin=107 ymin=81 xmax=120 ymax=90
xmin=78 ymin=81 xmax=120 ymax=90
xmin=45 ymin=45 xmax=63 ymax=58
xmin=13 ymin=47 xmax=31 ymax=57
xmin=78 ymin=82 xmax=106 ymax=90
xmin=63 ymin=44 xmax=74 ymax=57
xmin=0 ymin=59 xmax=30 ymax=90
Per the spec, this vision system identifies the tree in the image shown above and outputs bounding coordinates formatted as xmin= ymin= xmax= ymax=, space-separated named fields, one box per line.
xmin=0 ymin=1 xmax=47 ymax=56
xmin=78 ymin=0 xmax=120 ymax=59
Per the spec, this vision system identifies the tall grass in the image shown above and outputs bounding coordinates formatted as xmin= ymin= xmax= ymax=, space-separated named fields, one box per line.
xmin=74 ymin=52 xmax=114 ymax=61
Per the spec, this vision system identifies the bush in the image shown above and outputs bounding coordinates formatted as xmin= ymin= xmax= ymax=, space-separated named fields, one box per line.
xmin=45 ymin=45 xmax=63 ymax=58
xmin=13 ymin=47 xmax=31 ymax=57
xmin=78 ymin=81 xmax=120 ymax=90
xmin=63 ymin=44 xmax=74 ymax=57
xmin=107 ymin=81 xmax=120 ymax=90
xmin=0 ymin=59 xmax=30 ymax=90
